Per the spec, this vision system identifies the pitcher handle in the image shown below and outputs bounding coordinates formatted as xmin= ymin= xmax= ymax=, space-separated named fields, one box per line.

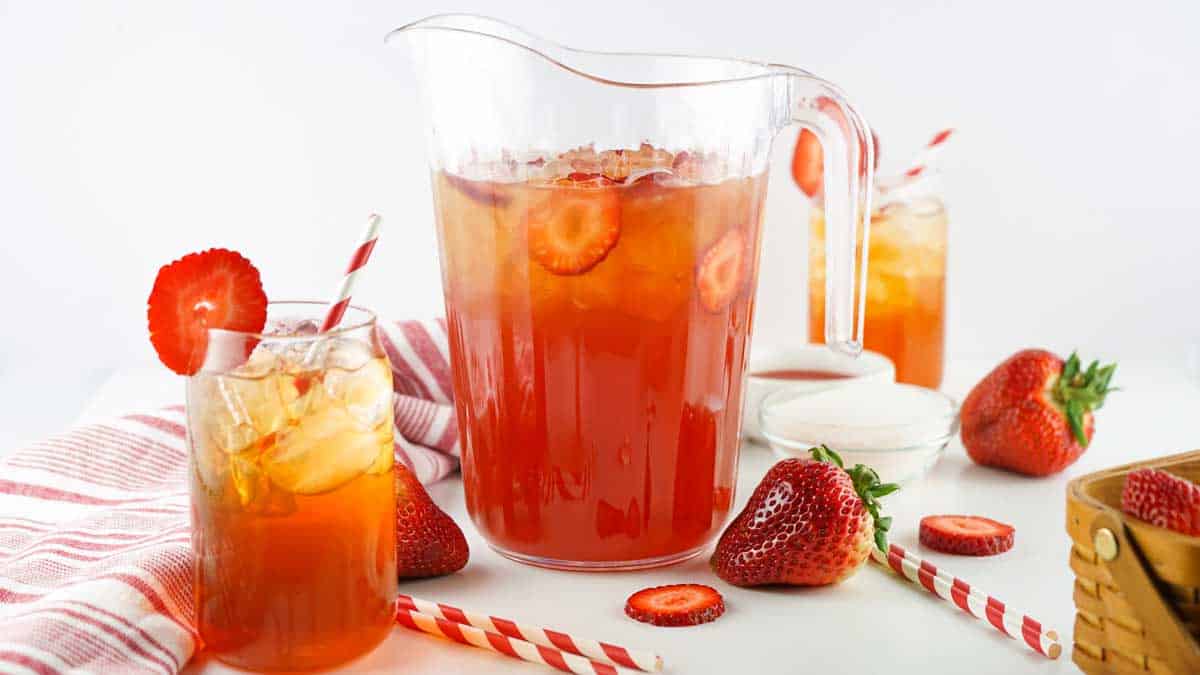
xmin=784 ymin=73 xmax=874 ymax=356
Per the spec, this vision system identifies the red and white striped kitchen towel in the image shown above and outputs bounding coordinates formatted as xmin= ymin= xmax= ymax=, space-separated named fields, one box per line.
xmin=0 ymin=320 xmax=458 ymax=674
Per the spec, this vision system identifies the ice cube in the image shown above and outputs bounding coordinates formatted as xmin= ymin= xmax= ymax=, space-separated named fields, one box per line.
xmin=190 ymin=443 xmax=228 ymax=497
xmin=323 ymin=338 xmax=374 ymax=372
xmin=263 ymin=404 xmax=385 ymax=495
xmin=322 ymin=356 xmax=393 ymax=431
xmin=265 ymin=317 xmax=320 ymax=337
xmin=190 ymin=365 xmax=287 ymax=455
xmin=229 ymin=452 xmax=296 ymax=516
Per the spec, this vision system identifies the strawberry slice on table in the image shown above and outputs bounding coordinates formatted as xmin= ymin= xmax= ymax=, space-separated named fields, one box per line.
xmin=147 ymin=249 xmax=268 ymax=375
xmin=1122 ymin=468 xmax=1200 ymax=536
xmin=696 ymin=228 xmax=747 ymax=312
xmin=396 ymin=464 xmax=469 ymax=578
xmin=961 ymin=350 xmax=1117 ymax=476
xmin=919 ymin=515 xmax=1015 ymax=556
xmin=624 ymin=584 xmax=725 ymax=627
xmin=526 ymin=186 xmax=621 ymax=274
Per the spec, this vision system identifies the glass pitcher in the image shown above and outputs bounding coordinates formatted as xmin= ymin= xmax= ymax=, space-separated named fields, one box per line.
xmin=389 ymin=14 xmax=874 ymax=570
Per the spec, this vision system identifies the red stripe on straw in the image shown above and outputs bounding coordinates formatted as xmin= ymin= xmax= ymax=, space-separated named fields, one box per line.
xmin=319 ymin=214 xmax=381 ymax=333
xmin=538 ymin=645 xmax=572 ymax=672
xmin=950 ymin=579 xmax=973 ymax=615
xmin=601 ymin=644 xmax=638 ymax=670
xmin=439 ymin=603 xmax=469 ymax=626
xmin=345 ymin=238 xmax=377 ymax=274
xmin=917 ymin=560 xmax=939 ymax=594
xmin=985 ymin=598 xmax=1010 ymax=637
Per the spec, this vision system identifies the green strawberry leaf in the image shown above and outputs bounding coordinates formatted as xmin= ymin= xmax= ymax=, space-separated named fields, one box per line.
xmin=1053 ymin=352 xmax=1117 ymax=436
xmin=1066 ymin=399 xmax=1088 ymax=446
xmin=813 ymin=446 xmax=899 ymax=553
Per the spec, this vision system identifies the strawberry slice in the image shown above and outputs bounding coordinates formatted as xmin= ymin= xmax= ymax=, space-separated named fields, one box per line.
xmin=147 ymin=249 xmax=268 ymax=375
xmin=444 ymin=173 xmax=512 ymax=207
xmin=624 ymin=584 xmax=725 ymax=627
xmin=919 ymin=515 xmax=1014 ymax=556
xmin=1122 ymin=468 xmax=1200 ymax=536
xmin=696 ymin=228 xmax=747 ymax=312
xmin=526 ymin=187 xmax=621 ymax=274
xmin=791 ymin=129 xmax=824 ymax=197
xmin=791 ymin=102 xmax=881 ymax=198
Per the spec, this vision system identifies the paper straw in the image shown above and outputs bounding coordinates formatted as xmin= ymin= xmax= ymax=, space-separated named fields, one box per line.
xmin=872 ymin=544 xmax=1061 ymax=659
xmin=395 ymin=606 xmax=636 ymax=675
xmin=398 ymin=594 xmax=662 ymax=672
xmin=902 ymin=129 xmax=954 ymax=180
xmin=319 ymin=213 xmax=382 ymax=333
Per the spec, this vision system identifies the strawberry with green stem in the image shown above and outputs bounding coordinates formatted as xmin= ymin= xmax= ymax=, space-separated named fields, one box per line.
xmin=712 ymin=446 xmax=898 ymax=587
xmin=962 ymin=350 xmax=1117 ymax=476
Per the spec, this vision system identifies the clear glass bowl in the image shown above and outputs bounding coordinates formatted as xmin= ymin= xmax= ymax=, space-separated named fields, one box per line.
xmin=742 ymin=344 xmax=895 ymax=443
xmin=759 ymin=382 xmax=960 ymax=484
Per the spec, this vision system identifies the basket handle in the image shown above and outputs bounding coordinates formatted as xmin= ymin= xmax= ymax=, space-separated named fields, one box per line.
xmin=1091 ymin=511 xmax=1200 ymax=673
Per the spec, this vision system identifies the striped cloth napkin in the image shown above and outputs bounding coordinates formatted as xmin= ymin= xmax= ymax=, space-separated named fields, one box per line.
xmin=0 ymin=320 xmax=457 ymax=674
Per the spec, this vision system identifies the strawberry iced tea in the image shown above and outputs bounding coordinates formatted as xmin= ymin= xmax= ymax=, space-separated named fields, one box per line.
xmin=187 ymin=305 xmax=397 ymax=670
xmin=809 ymin=185 xmax=948 ymax=388
xmin=435 ymin=146 xmax=766 ymax=568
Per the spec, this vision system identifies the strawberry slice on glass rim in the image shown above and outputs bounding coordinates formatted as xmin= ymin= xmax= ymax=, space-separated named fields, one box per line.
xmin=147 ymin=248 xmax=268 ymax=375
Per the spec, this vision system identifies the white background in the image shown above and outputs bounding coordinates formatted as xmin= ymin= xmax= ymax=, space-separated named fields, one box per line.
xmin=2 ymin=5 xmax=1200 ymax=674
xmin=1 ymin=1 xmax=1199 ymax=437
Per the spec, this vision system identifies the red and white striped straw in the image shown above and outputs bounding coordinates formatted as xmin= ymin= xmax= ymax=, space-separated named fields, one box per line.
xmin=871 ymin=544 xmax=1061 ymax=659
xmin=319 ymin=213 xmax=382 ymax=333
xmin=395 ymin=606 xmax=636 ymax=675
xmin=398 ymin=594 xmax=662 ymax=672
xmin=902 ymin=129 xmax=954 ymax=180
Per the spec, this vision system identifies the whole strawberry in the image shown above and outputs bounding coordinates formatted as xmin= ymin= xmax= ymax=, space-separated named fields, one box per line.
xmin=961 ymin=350 xmax=1116 ymax=476
xmin=711 ymin=446 xmax=897 ymax=587
xmin=396 ymin=464 xmax=469 ymax=578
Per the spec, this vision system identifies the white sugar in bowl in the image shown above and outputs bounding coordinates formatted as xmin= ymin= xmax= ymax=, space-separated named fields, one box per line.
xmin=759 ymin=381 xmax=959 ymax=484
xmin=741 ymin=345 xmax=895 ymax=443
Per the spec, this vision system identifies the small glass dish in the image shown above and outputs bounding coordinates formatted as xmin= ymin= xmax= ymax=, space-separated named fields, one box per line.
xmin=759 ymin=381 xmax=960 ymax=484
xmin=741 ymin=344 xmax=895 ymax=443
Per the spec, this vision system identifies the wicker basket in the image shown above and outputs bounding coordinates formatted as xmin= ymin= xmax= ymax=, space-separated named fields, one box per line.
xmin=1067 ymin=450 xmax=1200 ymax=674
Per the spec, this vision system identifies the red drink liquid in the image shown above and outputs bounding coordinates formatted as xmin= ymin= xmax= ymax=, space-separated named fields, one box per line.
xmin=751 ymin=369 xmax=852 ymax=381
xmin=435 ymin=153 xmax=767 ymax=569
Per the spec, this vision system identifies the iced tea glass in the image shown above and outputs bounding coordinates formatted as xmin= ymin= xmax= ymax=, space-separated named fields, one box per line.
xmin=187 ymin=302 xmax=397 ymax=671
xmin=809 ymin=174 xmax=948 ymax=388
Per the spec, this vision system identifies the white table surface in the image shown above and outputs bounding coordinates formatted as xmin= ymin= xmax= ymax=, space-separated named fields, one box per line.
xmin=7 ymin=359 xmax=1199 ymax=674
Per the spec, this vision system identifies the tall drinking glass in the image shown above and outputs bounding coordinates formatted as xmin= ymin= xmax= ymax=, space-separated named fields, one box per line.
xmin=809 ymin=174 xmax=948 ymax=388
xmin=187 ymin=302 xmax=397 ymax=670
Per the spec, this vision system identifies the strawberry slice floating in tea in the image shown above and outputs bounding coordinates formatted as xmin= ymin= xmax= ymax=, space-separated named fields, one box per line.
xmin=696 ymin=228 xmax=747 ymax=312
xmin=624 ymin=584 xmax=725 ymax=627
xmin=526 ymin=185 xmax=622 ymax=275
xmin=919 ymin=515 xmax=1015 ymax=556
xmin=791 ymin=110 xmax=880 ymax=198
xmin=147 ymin=248 xmax=268 ymax=375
